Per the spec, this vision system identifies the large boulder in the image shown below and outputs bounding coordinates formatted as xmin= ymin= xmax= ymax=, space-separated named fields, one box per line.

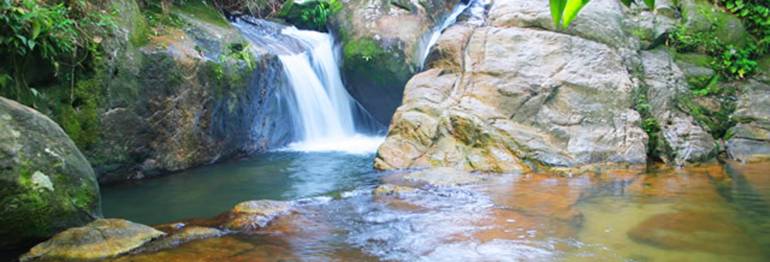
xmin=20 ymin=219 xmax=164 ymax=261
xmin=331 ymin=0 xmax=462 ymax=124
xmin=375 ymin=1 xmax=649 ymax=172
xmin=0 ymin=97 xmax=101 ymax=251
xmin=85 ymin=1 xmax=290 ymax=182
xmin=726 ymin=80 xmax=770 ymax=162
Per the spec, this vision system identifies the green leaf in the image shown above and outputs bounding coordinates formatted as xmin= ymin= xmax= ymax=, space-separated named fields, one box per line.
xmin=643 ymin=0 xmax=654 ymax=9
xmin=562 ymin=0 xmax=590 ymax=28
xmin=550 ymin=0 xmax=567 ymax=29
xmin=620 ymin=0 xmax=634 ymax=7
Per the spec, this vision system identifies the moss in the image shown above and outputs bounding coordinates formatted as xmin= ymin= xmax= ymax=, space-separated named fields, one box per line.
xmin=633 ymin=84 xmax=665 ymax=160
xmin=675 ymin=52 xmax=715 ymax=68
xmin=175 ymin=0 xmax=229 ymax=28
xmin=342 ymin=37 xmax=411 ymax=89
xmin=675 ymin=86 xmax=737 ymax=139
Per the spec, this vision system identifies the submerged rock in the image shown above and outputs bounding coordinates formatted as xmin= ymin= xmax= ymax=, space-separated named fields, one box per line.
xmin=225 ymin=200 xmax=293 ymax=231
xmin=373 ymin=184 xmax=419 ymax=196
xmin=727 ymin=80 xmax=770 ymax=162
xmin=135 ymin=226 xmax=223 ymax=253
xmin=401 ymin=168 xmax=485 ymax=187
xmin=0 ymin=97 xmax=101 ymax=251
xmin=627 ymin=211 xmax=761 ymax=256
xmin=20 ymin=219 xmax=164 ymax=261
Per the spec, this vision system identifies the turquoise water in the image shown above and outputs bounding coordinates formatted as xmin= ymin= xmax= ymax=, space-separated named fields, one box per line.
xmin=101 ymin=151 xmax=382 ymax=225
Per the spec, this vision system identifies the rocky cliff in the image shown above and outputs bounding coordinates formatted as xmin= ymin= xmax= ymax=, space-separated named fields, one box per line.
xmin=375 ymin=0 xmax=766 ymax=172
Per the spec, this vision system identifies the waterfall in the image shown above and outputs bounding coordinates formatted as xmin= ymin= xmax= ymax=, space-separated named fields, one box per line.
xmin=278 ymin=28 xmax=383 ymax=154
xmin=416 ymin=0 xmax=474 ymax=69
xmin=236 ymin=20 xmax=382 ymax=154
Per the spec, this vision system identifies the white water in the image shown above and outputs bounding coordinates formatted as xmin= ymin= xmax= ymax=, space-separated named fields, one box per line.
xmin=277 ymin=27 xmax=383 ymax=154
xmin=416 ymin=1 xmax=474 ymax=68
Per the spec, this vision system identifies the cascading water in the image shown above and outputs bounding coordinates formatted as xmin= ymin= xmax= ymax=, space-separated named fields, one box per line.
xmin=279 ymin=28 xmax=384 ymax=154
xmin=416 ymin=0 xmax=475 ymax=68
xmin=236 ymin=19 xmax=383 ymax=154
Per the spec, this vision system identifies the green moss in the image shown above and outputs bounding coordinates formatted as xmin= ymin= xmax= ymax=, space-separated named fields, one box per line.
xmin=633 ymin=84 xmax=666 ymax=160
xmin=342 ymin=37 xmax=411 ymax=89
xmin=55 ymin=79 xmax=102 ymax=150
xmin=675 ymin=86 xmax=737 ymax=139
xmin=175 ymin=0 xmax=229 ymax=28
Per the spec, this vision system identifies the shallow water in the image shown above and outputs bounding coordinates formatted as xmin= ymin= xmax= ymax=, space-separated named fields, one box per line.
xmin=103 ymin=159 xmax=770 ymax=261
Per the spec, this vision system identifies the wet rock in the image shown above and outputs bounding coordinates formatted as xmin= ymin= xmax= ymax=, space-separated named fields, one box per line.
xmin=373 ymin=184 xmax=419 ymax=196
xmin=111 ymin=235 xmax=299 ymax=262
xmin=224 ymin=200 xmax=293 ymax=231
xmin=640 ymin=49 xmax=717 ymax=165
xmin=86 ymin=2 xmax=289 ymax=183
xmin=0 ymin=97 xmax=101 ymax=251
xmin=135 ymin=226 xmax=223 ymax=253
xmin=20 ymin=219 xmax=164 ymax=261
xmin=627 ymin=211 xmax=761 ymax=256
xmin=376 ymin=2 xmax=649 ymax=171
xmin=331 ymin=0 xmax=462 ymax=124
xmin=401 ymin=168 xmax=485 ymax=187
xmin=726 ymin=80 xmax=770 ymax=162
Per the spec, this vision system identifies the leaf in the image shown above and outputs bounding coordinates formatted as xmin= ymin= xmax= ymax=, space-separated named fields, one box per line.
xmin=561 ymin=0 xmax=591 ymax=28
xmin=643 ymin=0 xmax=654 ymax=9
xmin=620 ymin=0 xmax=634 ymax=7
xmin=550 ymin=0 xmax=567 ymax=29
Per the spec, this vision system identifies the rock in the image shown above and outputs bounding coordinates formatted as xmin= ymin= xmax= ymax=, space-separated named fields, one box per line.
xmin=488 ymin=0 xmax=638 ymax=49
xmin=726 ymin=80 xmax=770 ymax=162
xmin=0 ymin=97 xmax=101 ymax=251
xmin=640 ymin=50 xmax=717 ymax=165
xmin=679 ymin=0 xmax=751 ymax=48
xmin=134 ymin=226 xmax=223 ymax=253
xmin=20 ymin=219 xmax=164 ymax=261
xmin=373 ymin=184 xmax=419 ymax=196
xmin=224 ymin=200 xmax=293 ymax=231
xmin=376 ymin=3 xmax=649 ymax=171
xmin=90 ymin=3 xmax=290 ymax=183
xmin=332 ymin=0 xmax=462 ymax=124
xmin=401 ymin=168 xmax=484 ymax=187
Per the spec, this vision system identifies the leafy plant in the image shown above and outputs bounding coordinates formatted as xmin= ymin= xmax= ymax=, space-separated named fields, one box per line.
xmin=279 ymin=0 xmax=342 ymax=31
xmin=720 ymin=0 xmax=770 ymax=53
xmin=549 ymin=0 xmax=655 ymax=29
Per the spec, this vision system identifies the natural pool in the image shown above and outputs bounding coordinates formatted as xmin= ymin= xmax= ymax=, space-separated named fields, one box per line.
xmin=102 ymin=155 xmax=770 ymax=261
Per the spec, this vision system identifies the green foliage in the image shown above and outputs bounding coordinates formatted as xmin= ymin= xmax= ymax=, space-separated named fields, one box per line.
xmin=549 ymin=0 xmax=654 ymax=28
xmin=176 ymin=0 xmax=230 ymax=27
xmin=0 ymin=0 xmax=118 ymax=149
xmin=668 ymin=21 xmax=759 ymax=79
xmin=279 ymin=0 xmax=342 ymax=31
xmin=720 ymin=0 xmax=770 ymax=53
xmin=633 ymin=86 xmax=663 ymax=159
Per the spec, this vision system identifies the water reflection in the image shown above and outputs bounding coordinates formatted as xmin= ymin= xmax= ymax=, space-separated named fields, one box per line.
xmin=102 ymin=152 xmax=380 ymax=225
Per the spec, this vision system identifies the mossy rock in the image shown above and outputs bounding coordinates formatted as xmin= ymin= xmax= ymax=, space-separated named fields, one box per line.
xmin=680 ymin=0 xmax=752 ymax=48
xmin=0 ymin=97 xmax=101 ymax=251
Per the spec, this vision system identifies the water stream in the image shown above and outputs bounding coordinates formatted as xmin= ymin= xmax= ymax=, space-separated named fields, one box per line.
xmin=416 ymin=0 xmax=474 ymax=68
